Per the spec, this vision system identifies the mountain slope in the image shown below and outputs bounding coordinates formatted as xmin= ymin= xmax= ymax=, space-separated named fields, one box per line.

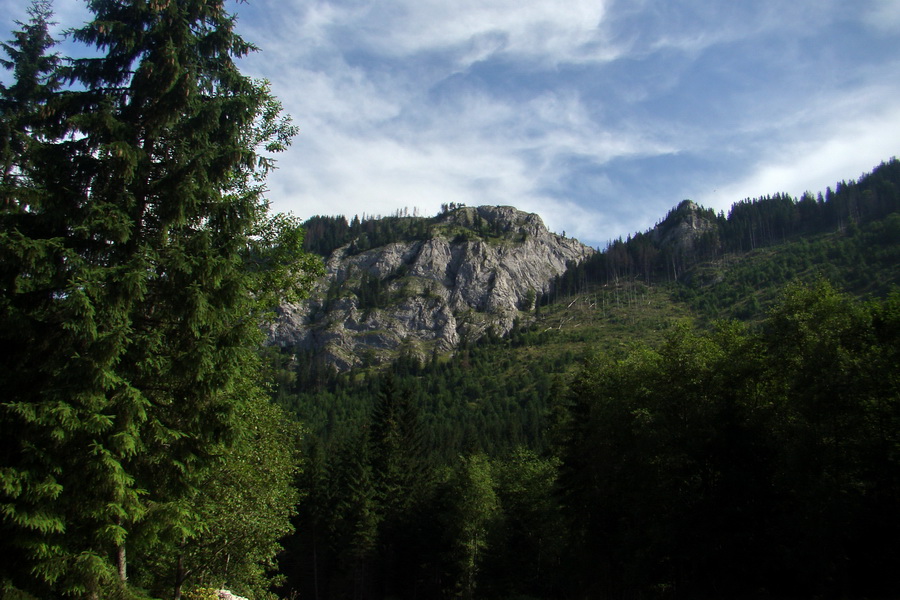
xmin=271 ymin=159 xmax=900 ymax=600
xmin=268 ymin=159 xmax=900 ymax=456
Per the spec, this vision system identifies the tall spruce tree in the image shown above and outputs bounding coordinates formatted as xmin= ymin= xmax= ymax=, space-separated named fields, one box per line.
xmin=0 ymin=1 xmax=320 ymax=597
xmin=367 ymin=375 xmax=431 ymax=599
xmin=0 ymin=2 xmax=76 ymax=596
xmin=0 ymin=0 xmax=59 ymax=192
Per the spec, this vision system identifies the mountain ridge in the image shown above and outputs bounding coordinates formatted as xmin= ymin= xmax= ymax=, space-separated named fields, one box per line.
xmin=270 ymin=157 xmax=900 ymax=371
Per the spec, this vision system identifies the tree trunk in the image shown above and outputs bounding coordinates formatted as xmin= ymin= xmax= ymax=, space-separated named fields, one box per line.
xmin=173 ymin=553 xmax=185 ymax=600
xmin=313 ymin=528 xmax=320 ymax=600
xmin=117 ymin=541 xmax=127 ymax=583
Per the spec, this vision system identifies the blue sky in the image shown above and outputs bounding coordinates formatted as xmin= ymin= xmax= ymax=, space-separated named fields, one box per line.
xmin=3 ymin=0 xmax=900 ymax=248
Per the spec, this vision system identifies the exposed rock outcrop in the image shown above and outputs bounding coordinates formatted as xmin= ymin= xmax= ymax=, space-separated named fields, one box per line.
xmin=651 ymin=200 xmax=717 ymax=253
xmin=267 ymin=206 xmax=594 ymax=370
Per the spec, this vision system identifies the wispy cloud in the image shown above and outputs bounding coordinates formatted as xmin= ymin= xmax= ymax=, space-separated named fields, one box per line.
xmin=236 ymin=0 xmax=693 ymax=244
xmin=263 ymin=80 xmax=672 ymax=244
xmin=704 ymin=97 xmax=900 ymax=212
xmin=3 ymin=0 xmax=899 ymax=248
xmin=334 ymin=0 xmax=615 ymax=66
xmin=861 ymin=0 xmax=900 ymax=32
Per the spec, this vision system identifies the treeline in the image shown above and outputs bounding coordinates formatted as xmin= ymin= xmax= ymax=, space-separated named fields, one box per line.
xmin=274 ymin=281 xmax=900 ymax=599
xmin=302 ymin=205 xmax=523 ymax=259
xmin=550 ymin=158 xmax=900 ymax=296
xmin=674 ymin=211 xmax=900 ymax=318
xmin=302 ymin=214 xmax=431 ymax=257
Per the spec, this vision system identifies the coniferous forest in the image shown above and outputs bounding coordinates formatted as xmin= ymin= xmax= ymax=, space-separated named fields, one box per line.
xmin=3 ymin=2 xmax=900 ymax=600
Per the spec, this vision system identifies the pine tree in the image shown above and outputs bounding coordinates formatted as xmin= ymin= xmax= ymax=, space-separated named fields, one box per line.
xmin=0 ymin=0 xmax=59 ymax=193
xmin=369 ymin=375 xmax=429 ymax=518
xmin=328 ymin=431 xmax=380 ymax=600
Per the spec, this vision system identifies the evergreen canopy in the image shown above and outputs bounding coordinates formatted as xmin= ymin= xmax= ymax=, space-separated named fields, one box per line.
xmin=0 ymin=1 xmax=320 ymax=598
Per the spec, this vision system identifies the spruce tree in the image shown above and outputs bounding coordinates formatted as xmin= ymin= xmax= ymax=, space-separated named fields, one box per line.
xmin=367 ymin=375 xmax=432 ymax=598
xmin=0 ymin=2 xmax=75 ymax=596
xmin=0 ymin=0 xmax=59 ymax=191
xmin=0 ymin=1 xmax=320 ymax=597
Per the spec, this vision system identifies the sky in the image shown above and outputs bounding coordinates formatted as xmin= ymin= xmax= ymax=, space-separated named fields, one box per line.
xmin=3 ymin=0 xmax=900 ymax=248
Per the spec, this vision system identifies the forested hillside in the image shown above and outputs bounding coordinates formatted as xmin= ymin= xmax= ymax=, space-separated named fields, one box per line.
xmin=272 ymin=159 xmax=900 ymax=456
xmin=272 ymin=280 xmax=900 ymax=600
xmin=270 ymin=160 xmax=900 ymax=600
xmin=551 ymin=157 xmax=900 ymax=299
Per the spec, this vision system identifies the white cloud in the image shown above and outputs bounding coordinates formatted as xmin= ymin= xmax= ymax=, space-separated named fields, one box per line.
xmin=282 ymin=63 xmax=402 ymax=127
xmin=268 ymin=128 xmax=533 ymax=218
xmin=6 ymin=0 xmax=899 ymax=250
xmin=702 ymin=100 xmax=900 ymax=212
xmin=862 ymin=0 xmax=900 ymax=33
xmin=254 ymin=0 xmax=621 ymax=69
xmin=361 ymin=0 xmax=613 ymax=63
xmin=265 ymin=77 xmax=675 ymax=247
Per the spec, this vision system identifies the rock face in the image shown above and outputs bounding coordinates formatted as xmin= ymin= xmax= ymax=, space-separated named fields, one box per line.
xmin=651 ymin=199 xmax=717 ymax=253
xmin=267 ymin=206 xmax=594 ymax=370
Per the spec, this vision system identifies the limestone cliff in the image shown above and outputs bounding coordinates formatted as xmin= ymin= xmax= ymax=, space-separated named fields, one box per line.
xmin=267 ymin=206 xmax=594 ymax=370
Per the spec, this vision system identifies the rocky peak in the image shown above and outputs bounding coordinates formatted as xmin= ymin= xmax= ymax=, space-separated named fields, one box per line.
xmin=268 ymin=206 xmax=593 ymax=371
xmin=651 ymin=199 xmax=717 ymax=253
xmin=440 ymin=205 xmax=546 ymax=235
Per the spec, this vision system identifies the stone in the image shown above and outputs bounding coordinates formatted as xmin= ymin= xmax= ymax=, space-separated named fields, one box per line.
xmin=266 ymin=206 xmax=594 ymax=370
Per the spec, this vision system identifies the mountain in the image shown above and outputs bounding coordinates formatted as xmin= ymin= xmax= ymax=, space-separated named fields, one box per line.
xmin=271 ymin=160 xmax=900 ymax=600
xmin=268 ymin=158 xmax=900 ymax=374
xmin=267 ymin=205 xmax=594 ymax=370
xmin=268 ymin=159 xmax=900 ymax=450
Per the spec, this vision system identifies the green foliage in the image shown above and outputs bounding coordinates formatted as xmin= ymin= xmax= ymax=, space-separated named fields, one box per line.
xmin=0 ymin=1 xmax=319 ymax=598
xmin=281 ymin=275 xmax=900 ymax=599
xmin=548 ymin=158 xmax=900 ymax=305
xmin=303 ymin=213 xmax=432 ymax=258
xmin=481 ymin=449 xmax=565 ymax=599
xmin=274 ymin=336 xmax=573 ymax=462
xmin=560 ymin=281 xmax=900 ymax=598
xmin=280 ymin=373 xmax=566 ymax=600
xmin=302 ymin=205 xmax=529 ymax=259
xmin=247 ymin=211 xmax=325 ymax=310
xmin=675 ymin=217 xmax=900 ymax=320
xmin=440 ymin=453 xmax=500 ymax=600
xmin=130 ymin=395 xmax=303 ymax=599
xmin=181 ymin=589 xmax=219 ymax=600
